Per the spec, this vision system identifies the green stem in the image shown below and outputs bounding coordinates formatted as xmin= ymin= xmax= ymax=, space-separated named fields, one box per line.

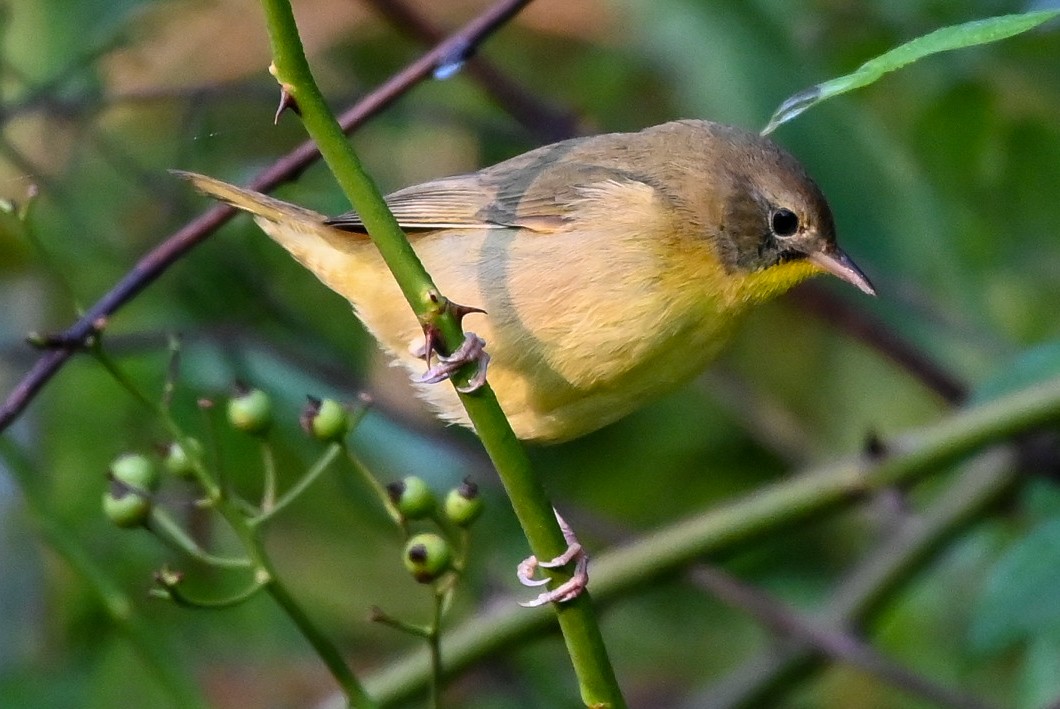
xmin=94 ymin=345 xmax=222 ymax=501
xmin=371 ymin=607 xmax=431 ymax=637
xmin=92 ymin=340 xmax=372 ymax=705
xmin=148 ymin=508 xmax=253 ymax=568
xmin=154 ymin=572 xmax=268 ymax=609
xmin=342 ymin=445 xmax=403 ymax=528
xmin=258 ymin=2 xmax=624 ymax=705
xmin=262 ymin=556 xmax=377 ymax=708
xmin=216 ymin=500 xmax=378 ymax=709
xmin=429 ymin=590 xmax=444 ymax=709
xmin=260 ymin=439 xmax=277 ymax=512
xmin=703 ymin=449 xmax=1017 ymax=708
xmin=252 ymin=441 xmax=343 ymax=526
xmin=197 ymin=399 xmax=226 ymax=500
xmin=93 ymin=344 xmax=156 ymax=412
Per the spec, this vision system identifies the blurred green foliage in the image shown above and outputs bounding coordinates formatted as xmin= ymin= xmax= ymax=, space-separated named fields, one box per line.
xmin=1 ymin=1 xmax=1059 ymax=707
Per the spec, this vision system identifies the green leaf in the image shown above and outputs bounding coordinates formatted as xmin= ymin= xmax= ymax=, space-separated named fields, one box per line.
xmin=762 ymin=11 xmax=1060 ymax=134
xmin=970 ymin=518 xmax=1060 ymax=654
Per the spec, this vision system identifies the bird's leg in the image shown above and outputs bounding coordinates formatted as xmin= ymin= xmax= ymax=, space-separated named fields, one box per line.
xmin=517 ymin=509 xmax=589 ymax=607
xmin=411 ymin=298 xmax=490 ymax=393
xmin=412 ymin=331 xmax=490 ymax=393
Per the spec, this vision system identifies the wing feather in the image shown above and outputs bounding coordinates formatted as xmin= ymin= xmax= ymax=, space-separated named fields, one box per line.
xmin=325 ymin=151 xmax=654 ymax=236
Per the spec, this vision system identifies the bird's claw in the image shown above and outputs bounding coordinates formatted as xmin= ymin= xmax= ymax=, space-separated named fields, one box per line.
xmin=413 ymin=332 xmax=490 ymax=393
xmin=517 ymin=510 xmax=589 ymax=607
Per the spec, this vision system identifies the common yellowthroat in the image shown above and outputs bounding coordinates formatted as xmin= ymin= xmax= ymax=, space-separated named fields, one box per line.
xmin=180 ymin=119 xmax=873 ymax=443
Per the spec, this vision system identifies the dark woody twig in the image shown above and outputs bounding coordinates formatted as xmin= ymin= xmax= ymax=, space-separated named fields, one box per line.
xmin=0 ymin=0 xmax=537 ymax=435
xmin=363 ymin=0 xmax=581 ymax=141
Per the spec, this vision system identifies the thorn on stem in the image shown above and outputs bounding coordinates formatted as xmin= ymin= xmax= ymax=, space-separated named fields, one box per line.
xmin=274 ymin=86 xmax=301 ymax=124
xmin=450 ymin=301 xmax=486 ymax=327
xmin=415 ymin=323 xmax=442 ymax=366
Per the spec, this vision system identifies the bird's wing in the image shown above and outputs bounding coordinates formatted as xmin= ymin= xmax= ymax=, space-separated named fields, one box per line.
xmin=325 ymin=161 xmax=652 ymax=235
xmin=325 ymin=176 xmax=502 ymax=232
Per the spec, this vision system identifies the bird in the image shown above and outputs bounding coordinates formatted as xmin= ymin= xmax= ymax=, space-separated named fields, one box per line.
xmin=178 ymin=119 xmax=874 ymax=445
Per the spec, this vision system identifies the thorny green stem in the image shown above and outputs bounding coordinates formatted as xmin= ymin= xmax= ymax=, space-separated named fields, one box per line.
xmin=258 ymin=1 xmax=624 ymax=705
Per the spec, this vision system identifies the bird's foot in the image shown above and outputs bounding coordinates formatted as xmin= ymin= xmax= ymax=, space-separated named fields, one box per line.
xmin=517 ymin=510 xmax=589 ymax=607
xmin=412 ymin=331 xmax=490 ymax=393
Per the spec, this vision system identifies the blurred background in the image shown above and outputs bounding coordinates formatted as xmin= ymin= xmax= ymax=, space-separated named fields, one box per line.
xmin=1 ymin=0 xmax=1059 ymax=707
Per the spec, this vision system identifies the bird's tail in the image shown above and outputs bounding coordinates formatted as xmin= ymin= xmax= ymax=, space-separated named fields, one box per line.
xmin=173 ymin=170 xmax=328 ymax=225
xmin=174 ymin=170 xmax=378 ymax=317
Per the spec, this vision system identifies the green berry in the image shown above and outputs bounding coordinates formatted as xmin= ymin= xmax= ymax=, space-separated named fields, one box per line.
xmin=403 ymin=533 xmax=452 ymax=583
xmin=227 ymin=385 xmax=272 ymax=435
xmin=163 ymin=438 xmax=202 ymax=479
xmin=103 ymin=480 xmax=152 ymax=528
xmin=110 ymin=453 xmax=160 ymax=493
xmin=386 ymin=476 xmax=436 ymax=520
xmin=444 ymin=478 xmax=483 ymax=527
xmin=301 ymin=397 xmax=349 ymax=442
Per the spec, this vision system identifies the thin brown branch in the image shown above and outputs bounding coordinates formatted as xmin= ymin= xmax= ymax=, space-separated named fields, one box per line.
xmin=363 ymin=0 xmax=582 ymax=141
xmin=0 ymin=0 xmax=538 ymax=435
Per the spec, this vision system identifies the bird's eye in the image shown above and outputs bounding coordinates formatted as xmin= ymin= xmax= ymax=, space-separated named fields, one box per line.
xmin=770 ymin=208 xmax=800 ymax=237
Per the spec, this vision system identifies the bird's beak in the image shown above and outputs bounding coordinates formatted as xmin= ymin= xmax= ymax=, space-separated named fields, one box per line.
xmin=807 ymin=249 xmax=876 ymax=296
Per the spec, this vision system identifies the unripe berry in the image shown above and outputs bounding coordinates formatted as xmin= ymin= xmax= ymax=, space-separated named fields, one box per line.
xmin=103 ymin=479 xmax=151 ymax=528
xmin=163 ymin=438 xmax=202 ymax=479
xmin=110 ymin=453 xmax=160 ymax=493
xmin=386 ymin=476 xmax=436 ymax=520
xmin=403 ymin=533 xmax=452 ymax=583
xmin=444 ymin=478 xmax=483 ymax=527
xmin=300 ymin=397 xmax=349 ymax=442
xmin=227 ymin=385 xmax=272 ymax=435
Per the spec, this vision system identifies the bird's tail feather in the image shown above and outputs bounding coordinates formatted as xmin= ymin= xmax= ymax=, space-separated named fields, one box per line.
xmin=172 ymin=170 xmax=327 ymax=224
